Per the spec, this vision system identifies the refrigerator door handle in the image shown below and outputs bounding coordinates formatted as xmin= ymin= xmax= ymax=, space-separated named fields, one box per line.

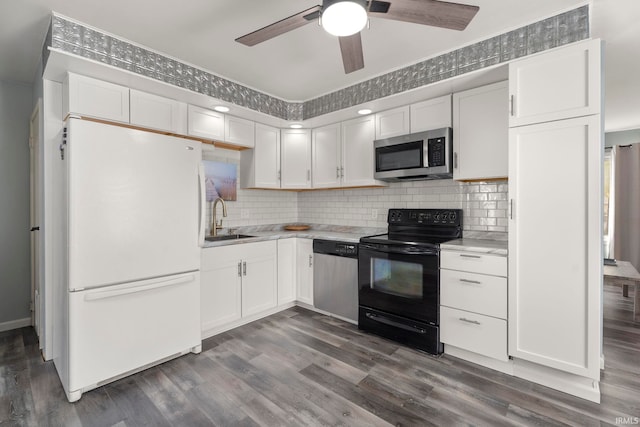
xmin=83 ymin=273 xmax=196 ymax=301
xmin=198 ymin=162 xmax=206 ymax=245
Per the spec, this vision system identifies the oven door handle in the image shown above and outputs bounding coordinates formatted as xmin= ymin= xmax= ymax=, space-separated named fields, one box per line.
xmin=365 ymin=312 xmax=428 ymax=334
xmin=359 ymin=243 xmax=438 ymax=256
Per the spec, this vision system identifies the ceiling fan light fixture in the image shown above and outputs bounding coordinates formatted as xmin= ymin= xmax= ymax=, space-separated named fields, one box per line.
xmin=322 ymin=0 xmax=368 ymax=37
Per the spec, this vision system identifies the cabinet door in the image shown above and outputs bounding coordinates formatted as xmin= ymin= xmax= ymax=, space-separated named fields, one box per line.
xmin=410 ymin=94 xmax=452 ymax=132
xmin=508 ymin=115 xmax=601 ymax=379
xmin=65 ymin=73 xmax=129 ymax=123
xmin=296 ymin=239 xmax=314 ymax=306
xmin=453 ymin=81 xmax=508 ymax=180
xmin=241 ymin=241 xmax=278 ymax=317
xmin=281 ymin=129 xmax=312 ymax=189
xmin=375 ymin=106 xmax=410 ymax=139
xmin=253 ymin=124 xmax=281 ymax=188
xmin=341 ymin=115 xmax=384 ymax=187
xmin=130 ymin=89 xmax=187 ymax=134
xmin=224 ymin=115 xmax=255 ymax=148
xmin=509 ymin=39 xmax=601 ymax=127
xmin=277 ymin=238 xmax=297 ymax=305
xmin=312 ymin=123 xmax=342 ymax=188
xmin=200 ymin=251 xmax=242 ymax=332
xmin=187 ymin=105 xmax=224 ymax=140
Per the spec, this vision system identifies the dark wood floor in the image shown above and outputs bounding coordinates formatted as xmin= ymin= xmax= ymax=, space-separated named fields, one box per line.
xmin=2 ymin=284 xmax=639 ymax=426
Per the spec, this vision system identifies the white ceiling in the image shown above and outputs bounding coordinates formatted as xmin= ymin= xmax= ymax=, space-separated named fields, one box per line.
xmin=1 ymin=0 xmax=639 ymax=131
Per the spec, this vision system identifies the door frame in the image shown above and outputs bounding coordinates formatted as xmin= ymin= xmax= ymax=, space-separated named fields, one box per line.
xmin=29 ymin=99 xmax=42 ymax=339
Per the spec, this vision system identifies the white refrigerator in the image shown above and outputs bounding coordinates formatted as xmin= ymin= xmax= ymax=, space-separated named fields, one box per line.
xmin=54 ymin=117 xmax=204 ymax=402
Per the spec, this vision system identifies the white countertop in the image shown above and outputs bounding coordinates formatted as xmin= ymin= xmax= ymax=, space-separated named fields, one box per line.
xmin=202 ymin=226 xmax=379 ymax=248
xmin=440 ymin=238 xmax=508 ymax=256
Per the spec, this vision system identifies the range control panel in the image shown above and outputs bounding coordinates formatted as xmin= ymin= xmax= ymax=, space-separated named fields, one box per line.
xmin=387 ymin=208 xmax=463 ymax=226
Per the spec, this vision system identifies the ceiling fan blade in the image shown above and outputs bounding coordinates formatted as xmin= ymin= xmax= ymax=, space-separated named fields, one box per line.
xmin=339 ymin=33 xmax=364 ymax=74
xmin=235 ymin=5 xmax=321 ymax=46
xmin=370 ymin=0 xmax=479 ymax=31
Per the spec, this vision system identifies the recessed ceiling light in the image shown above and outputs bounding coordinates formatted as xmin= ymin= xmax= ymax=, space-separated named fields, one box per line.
xmin=213 ymin=106 xmax=230 ymax=112
xmin=358 ymin=109 xmax=372 ymax=115
xmin=289 ymin=124 xmax=303 ymax=129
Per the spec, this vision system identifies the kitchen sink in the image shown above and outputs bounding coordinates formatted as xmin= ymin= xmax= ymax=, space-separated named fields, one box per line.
xmin=204 ymin=234 xmax=256 ymax=242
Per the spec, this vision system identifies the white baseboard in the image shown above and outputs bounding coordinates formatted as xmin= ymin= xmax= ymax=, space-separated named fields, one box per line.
xmin=513 ymin=358 xmax=601 ymax=403
xmin=0 ymin=317 xmax=31 ymax=333
xmin=201 ymin=302 xmax=296 ymax=340
xmin=445 ymin=345 xmax=514 ymax=375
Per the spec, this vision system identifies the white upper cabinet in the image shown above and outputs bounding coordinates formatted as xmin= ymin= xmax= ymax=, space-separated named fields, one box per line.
xmin=64 ymin=72 xmax=129 ymax=123
xmin=375 ymin=106 xmax=410 ymax=139
xmin=240 ymin=124 xmax=280 ymax=189
xmin=281 ymin=129 xmax=312 ymax=189
xmin=509 ymin=39 xmax=602 ymax=127
xmin=410 ymin=94 xmax=452 ymax=132
xmin=129 ymin=89 xmax=187 ymax=134
xmin=187 ymin=105 xmax=224 ymax=140
xmin=224 ymin=115 xmax=255 ymax=148
xmin=312 ymin=123 xmax=342 ymax=189
xmin=452 ymin=81 xmax=508 ymax=181
xmin=341 ymin=115 xmax=384 ymax=187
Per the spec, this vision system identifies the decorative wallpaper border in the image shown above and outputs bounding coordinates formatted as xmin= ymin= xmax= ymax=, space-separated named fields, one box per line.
xmin=45 ymin=6 xmax=588 ymax=122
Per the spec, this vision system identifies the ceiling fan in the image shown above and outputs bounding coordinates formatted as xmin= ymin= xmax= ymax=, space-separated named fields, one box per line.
xmin=235 ymin=0 xmax=480 ymax=74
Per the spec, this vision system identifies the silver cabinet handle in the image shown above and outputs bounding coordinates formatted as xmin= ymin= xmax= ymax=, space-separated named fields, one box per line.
xmin=340 ymin=167 xmax=344 ymax=178
xmin=309 ymin=254 xmax=313 ymax=267
xmin=243 ymin=261 xmax=247 ymax=276
xmin=277 ymin=170 xmax=281 ymax=180
xmin=307 ymin=169 xmax=310 ymax=181
xmin=453 ymin=152 xmax=458 ymax=169
xmin=459 ymin=278 xmax=481 ymax=285
xmin=509 ymin=199 xmax=514 ymax=220
xmin=237 ymin=262 xmax=242 ymax=277
xmin=459 ymin=318 xmax=481 ymax=325
xmin=460 ymin=254 xmax=481 ymax=259
xmin=510 ymin=94 xmax=514 ymax=116
xmin=336 ymin=167 xmax=340 ymax=178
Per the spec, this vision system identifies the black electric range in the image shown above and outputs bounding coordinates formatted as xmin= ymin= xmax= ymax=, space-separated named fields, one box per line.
xmin=358 ymin=208 xmax=463 ymax=354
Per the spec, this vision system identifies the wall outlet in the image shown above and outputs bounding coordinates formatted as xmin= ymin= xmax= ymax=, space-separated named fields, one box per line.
xmin=241 ymin=209 xmax=250 ymax=219
xmin=371 ymin=209 xmax=378 ymax=219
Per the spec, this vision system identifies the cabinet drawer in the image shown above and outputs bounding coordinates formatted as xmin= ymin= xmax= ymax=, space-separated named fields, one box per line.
xmin=441 ymin=306 xmax=508 ymax=361
xmin=441 ymin=250 xmax=506 ymax=276
xmin=441 ymin=270 xmax=507 ymax=318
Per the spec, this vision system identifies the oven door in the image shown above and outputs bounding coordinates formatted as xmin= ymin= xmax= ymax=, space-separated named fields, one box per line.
xmin=358 ymin=242 xmax=439 ymax=325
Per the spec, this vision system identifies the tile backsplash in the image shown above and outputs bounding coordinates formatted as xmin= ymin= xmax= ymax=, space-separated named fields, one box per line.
xmin=207 ymin=148 xmax=508 ymax=235
xmin=297 ymin=180 xmax=508 ymax=232
xmin=203 ymin=147 xmax=298 ymax=233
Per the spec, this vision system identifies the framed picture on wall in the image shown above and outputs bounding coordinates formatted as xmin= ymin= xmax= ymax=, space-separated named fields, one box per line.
xmin=202 ymin=160 xmax=237 ymax=201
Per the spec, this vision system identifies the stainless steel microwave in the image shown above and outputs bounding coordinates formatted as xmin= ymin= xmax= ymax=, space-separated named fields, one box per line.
xmin=374 ymin=127 xmax=453 ymax=181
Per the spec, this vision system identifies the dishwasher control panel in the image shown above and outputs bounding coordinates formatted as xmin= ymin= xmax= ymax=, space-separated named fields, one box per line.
xmin=313 ymin=239 xmax=359 ymax=258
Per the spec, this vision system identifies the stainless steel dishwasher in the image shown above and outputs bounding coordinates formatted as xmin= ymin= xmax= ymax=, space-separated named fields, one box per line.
xmin=313 ymin=239 xmax=359 ymax=323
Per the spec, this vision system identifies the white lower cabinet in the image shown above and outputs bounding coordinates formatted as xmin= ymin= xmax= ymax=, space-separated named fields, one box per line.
xmin=440 ymin=250 xmax=508 ymax=362
xmin=201 ymin=241 xmax=277 ymax=334
xmin=277 ymin=238 xmax=297 ymax=305
xmin=296 ymin=238 xmax=314 ymax=306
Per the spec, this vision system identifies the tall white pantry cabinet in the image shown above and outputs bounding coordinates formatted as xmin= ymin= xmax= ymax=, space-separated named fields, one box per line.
xmin=507 ymin=39 xmax=603 ymax=402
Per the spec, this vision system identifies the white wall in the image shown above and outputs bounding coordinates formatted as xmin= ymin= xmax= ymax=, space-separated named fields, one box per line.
xmin=201 ymin=145 xmax=508 ymax=233
xmin=298 ymin=180 xmax=508 ymax=232
xmin=0 ymin=80 xmax=33 ymax=326
xmin=202 ymin=146 xmax=298 ymax=232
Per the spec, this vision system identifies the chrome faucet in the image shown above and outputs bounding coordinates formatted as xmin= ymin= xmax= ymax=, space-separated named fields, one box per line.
xmin=210 ymin=197 xmax=227 ymax=236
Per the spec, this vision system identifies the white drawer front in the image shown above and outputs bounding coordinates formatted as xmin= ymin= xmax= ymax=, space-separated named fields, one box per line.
xmin=441 ymin=250 xmax=507 ymax=276
xmin=441 ymin=306 xmax=508 ymax=361
xmin=441 ymin=269 xmax=507 ymax=318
